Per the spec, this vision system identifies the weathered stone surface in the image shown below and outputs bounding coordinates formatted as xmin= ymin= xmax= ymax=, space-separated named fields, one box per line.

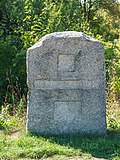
xmin=26 ymin=31 xmax=106 ymax=135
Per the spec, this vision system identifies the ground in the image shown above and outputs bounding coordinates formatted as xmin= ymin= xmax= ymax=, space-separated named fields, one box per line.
xmin=0 ymin=129 xmax=120 ymax=160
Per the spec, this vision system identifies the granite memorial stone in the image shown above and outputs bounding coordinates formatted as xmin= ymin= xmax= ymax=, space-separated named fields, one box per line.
xmin=26 ymin=31 xmax=106 ymax=135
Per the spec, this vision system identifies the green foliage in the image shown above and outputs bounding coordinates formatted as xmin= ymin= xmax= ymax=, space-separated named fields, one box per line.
xmin=0 ymin=42 xmax=26 ymax=106
xmin=0 ymin=99 xmax=26 ymax=133
xmin=0 ymin=105 xmax=9 ymax=131
xmin=108 ymin=118 xmax=120 ymax=130
xmin=104 ymin=40 xmax=120 ymax=101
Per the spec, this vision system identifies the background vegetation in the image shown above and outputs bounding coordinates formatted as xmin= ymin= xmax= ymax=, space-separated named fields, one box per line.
xmin=0 ymin=0 xmax=120 ymax=159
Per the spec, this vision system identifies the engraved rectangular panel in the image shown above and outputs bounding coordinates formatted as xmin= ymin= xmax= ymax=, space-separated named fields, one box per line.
xmin=54 ymin=101 xmax=81 ymax=123
xmin=58 ymin=55 xmax=75 ymax=72
xmin=35 ymin=80 xmax=99 ymax=89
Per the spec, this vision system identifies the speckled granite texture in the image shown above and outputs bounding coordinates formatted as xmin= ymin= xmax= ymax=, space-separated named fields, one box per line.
xmin=26 ymin=31 xmax=106 ymax=135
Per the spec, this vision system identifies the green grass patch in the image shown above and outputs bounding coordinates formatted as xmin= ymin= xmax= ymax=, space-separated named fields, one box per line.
xmin=0 ymin=131 xmax=120 ymax=160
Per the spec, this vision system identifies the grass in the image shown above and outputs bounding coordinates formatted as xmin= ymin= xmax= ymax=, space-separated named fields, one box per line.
xmin=0 ymin=130 xmax=120 ymax=159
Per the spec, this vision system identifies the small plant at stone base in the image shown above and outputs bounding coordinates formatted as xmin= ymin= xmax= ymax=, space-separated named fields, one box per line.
xmin=0 ymin=99 xmax=26 ymax=134
xmin=0 ymin=104 xmax=10 ymax=131
xmin=108 ymin=118 xmax=120 ymax=131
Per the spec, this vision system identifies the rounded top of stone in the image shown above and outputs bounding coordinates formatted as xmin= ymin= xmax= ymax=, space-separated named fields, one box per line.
xmin=28 ymin=31 xmax=99 ymax=51
xmin=40 ymin=31 xmax=97 ymax=41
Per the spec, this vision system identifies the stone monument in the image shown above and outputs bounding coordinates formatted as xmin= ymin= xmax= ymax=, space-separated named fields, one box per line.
xmin=26 ymin=31 xmax=106 ymax=135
